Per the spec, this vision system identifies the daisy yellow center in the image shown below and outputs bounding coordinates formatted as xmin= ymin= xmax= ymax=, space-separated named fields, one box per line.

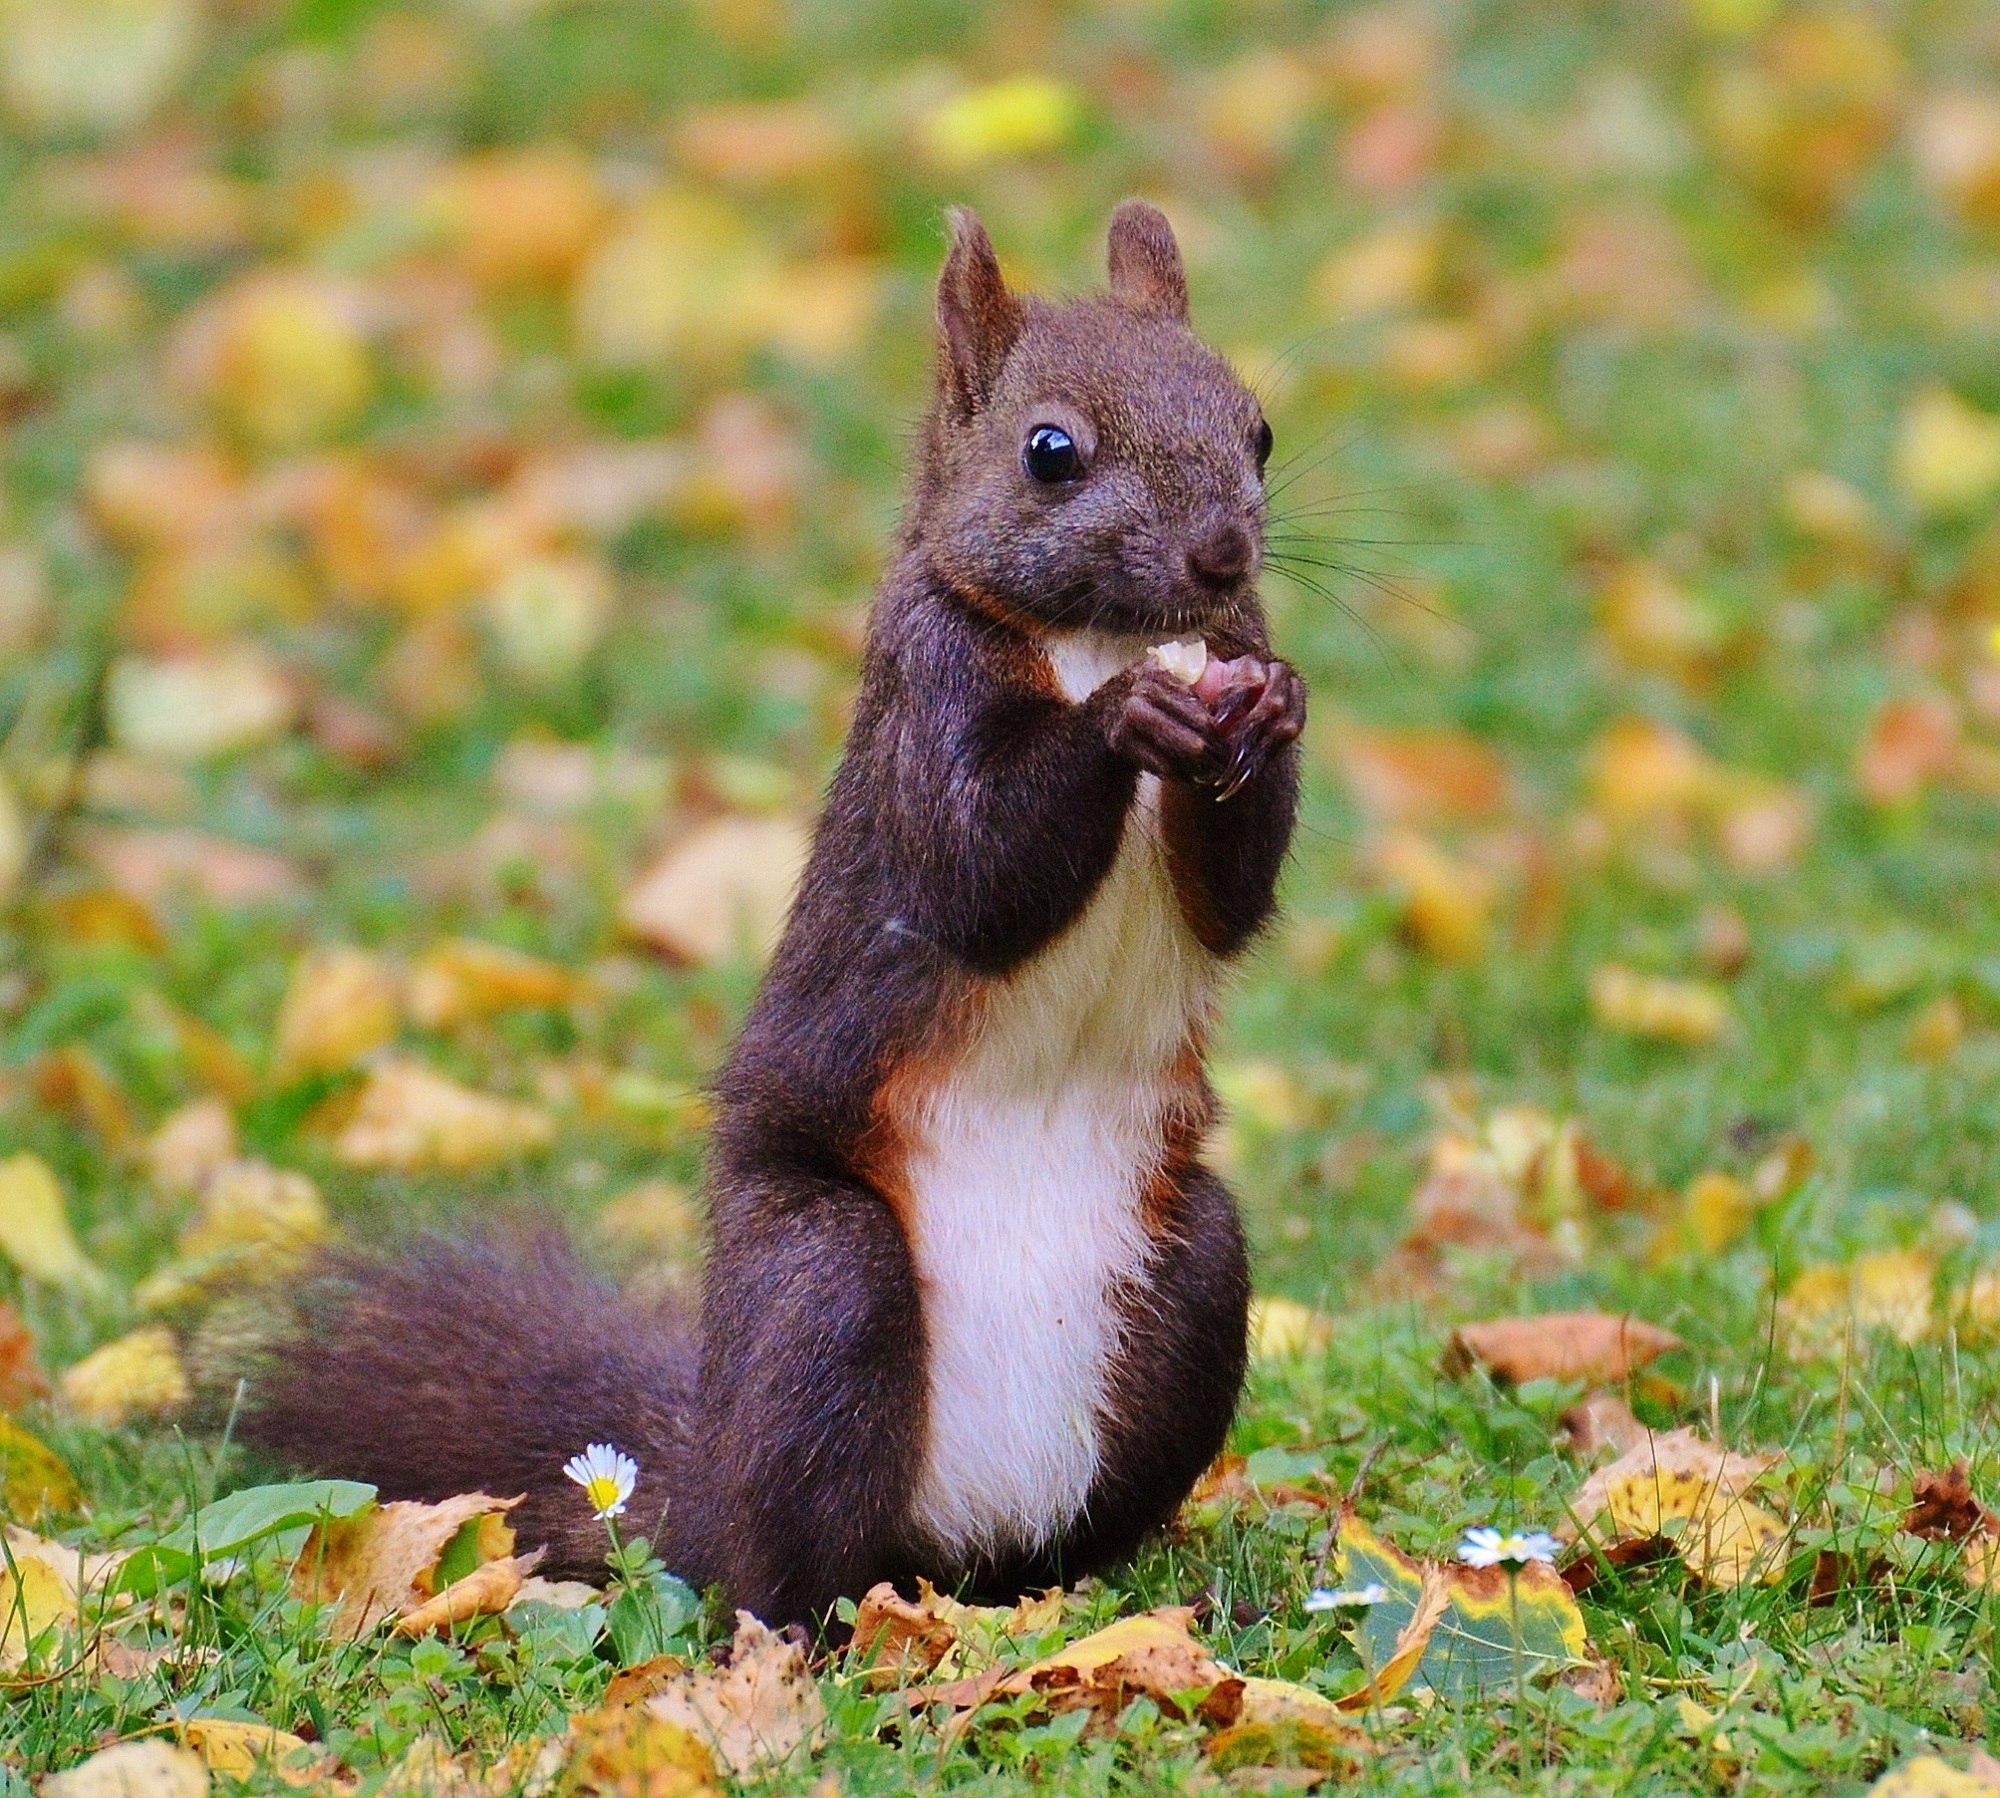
xmin=584 ymin=1474 xmax=622 ymax=1512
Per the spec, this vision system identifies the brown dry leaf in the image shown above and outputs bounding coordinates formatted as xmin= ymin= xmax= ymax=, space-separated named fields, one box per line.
xmin=60 ymin=1325 xmax=190 ymax=1426
xmin=1206 ymin=1676 xmax=1372 ymax=1775
xmin=1558 ymin=1392 xmax=1649 ymax=1458
xmin=275 ymin=945 xmax=402 ymax=1081
xmin=563 ymin=1701 xmax=720 ymax=1798
xmin=31 ymin=1049 xmax=137 ymax=1154
xmin=1563 ymin=1428 xmax=1785 ymax=1588
xmin=43 ymin=1742 xmax=209 ymax=1798
xmin=1445 ymin=1312 xmax=1683 ymax=1386
xmin=394 ymin=1555 xmax=533 ymax=1635
xmin=295 ymin=1492 xmax=520 ymax=1639
xmin=1336 ymin=724 xmax=1510 ymax=826
xmin=405 ymin=938 xmax=581 ymax=1030
xmin=1588 ymin=965 xmax=1732 ymax=1047
xmin=1856 ymin=694 xmax=1962 ymax=806
xmin=850 ymin=1582 xmax=960 ymax=1687
xmin=1904 ymin=1463 xmax=2000 ymax=1592
xmin=620 ymin=816 xmax=808 ymax=966
xmin=333 ymin=1059 xmax=556 ymax=1171
xmin=77 ymin=825 xmax=306 ymax=910
xmin=0 ymin=1153 xmax=103 ymax=1293
xmin=179 ymin=1719 xmax=326 ymax=1786
xmin=143 ymin=1099 xmax=238 ymax=1199
xmin=644 ymin=1611 xmax=826 ymax=1776
xmin=0 ymin=1302 xmax=49 ymax=1410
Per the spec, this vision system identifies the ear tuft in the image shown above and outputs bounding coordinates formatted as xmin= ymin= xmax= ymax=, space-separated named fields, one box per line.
xmin=1106 ymin=199 xmax=1188 ymax=322
xmin=936 ymin=207 xmax=1025 ymax=418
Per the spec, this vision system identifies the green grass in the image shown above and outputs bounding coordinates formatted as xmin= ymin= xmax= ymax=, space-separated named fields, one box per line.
xmin=5 ymin=0 xmax=2000 ymax=1789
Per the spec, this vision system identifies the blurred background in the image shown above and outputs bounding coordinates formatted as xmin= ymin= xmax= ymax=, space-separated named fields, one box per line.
xmin=4 ymin=0 xmax=2000 ymax=1386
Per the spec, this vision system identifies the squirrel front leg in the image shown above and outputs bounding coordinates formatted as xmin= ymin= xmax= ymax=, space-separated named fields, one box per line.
xmin=1159 ymin=657 xmax=1305 ymax=956
xmin=894 ymin=665 xmax=1207 ymax=974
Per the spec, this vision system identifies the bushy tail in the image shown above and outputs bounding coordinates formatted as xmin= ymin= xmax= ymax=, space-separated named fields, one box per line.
xmin=240 ymin=1235 xmax=698 ymax=1582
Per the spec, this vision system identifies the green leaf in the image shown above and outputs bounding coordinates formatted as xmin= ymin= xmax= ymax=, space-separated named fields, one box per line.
xmin=116 ymin=1479 xmax=376 ymax=1597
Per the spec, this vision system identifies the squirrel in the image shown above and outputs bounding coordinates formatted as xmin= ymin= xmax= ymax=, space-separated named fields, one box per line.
xmin=243 ymin=200 xmax=1305 ymax=1632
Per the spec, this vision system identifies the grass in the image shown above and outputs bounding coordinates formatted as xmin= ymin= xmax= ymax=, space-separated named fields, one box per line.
xmin=4 ymin=0 xmax=2000 ymax=1789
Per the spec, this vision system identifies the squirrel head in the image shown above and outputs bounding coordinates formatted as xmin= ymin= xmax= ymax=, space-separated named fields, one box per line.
xmin=912 ymin=201 xmax=1271 ymax=637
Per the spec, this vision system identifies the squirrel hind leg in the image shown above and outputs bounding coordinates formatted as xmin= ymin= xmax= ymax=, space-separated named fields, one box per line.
xmin=239 ymin=1232 xmax=701 ymax=1584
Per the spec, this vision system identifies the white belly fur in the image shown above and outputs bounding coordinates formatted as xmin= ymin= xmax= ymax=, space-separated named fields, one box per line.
xmin=904 ymin=630 xmax=1218 ymax=1561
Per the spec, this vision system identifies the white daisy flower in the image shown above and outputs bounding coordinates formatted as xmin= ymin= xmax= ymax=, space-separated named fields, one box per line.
xmin=563 ymin=1442 xmax=638 ymax=1520
xmin=1457 ymin=1526 xmax=1559 ymax=1570
xmin=1303 ymin=1583 xmax=1388 ymax=1612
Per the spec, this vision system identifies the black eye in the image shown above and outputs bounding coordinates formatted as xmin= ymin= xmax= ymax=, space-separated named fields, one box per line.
xmin=1023 ymin=425 xmax=1081 ymax=484
xmin=1253 ymin=418 xmax=1273 ymax=469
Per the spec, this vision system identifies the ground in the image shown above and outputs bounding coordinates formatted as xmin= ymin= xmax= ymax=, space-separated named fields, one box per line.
xmin=3 ymin=0 xmax=2000 ymax=1791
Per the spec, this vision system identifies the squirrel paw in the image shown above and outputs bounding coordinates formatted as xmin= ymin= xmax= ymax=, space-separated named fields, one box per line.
xmin=1197 ymin=656 xmax=1305 ymax=800
xmin=1106 ymin=664 xmax=1225 ymax=784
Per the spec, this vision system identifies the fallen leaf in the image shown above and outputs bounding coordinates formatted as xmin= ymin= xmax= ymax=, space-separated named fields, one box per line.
xmin=1779 ymin=1250 xmax=1938 ymax=1358
xmin=31 ymin=1049 xmax=137 ymax=1153
xmin=920 ymin=75 xmax=1082 ymax=168
xmin=60 ymin=1325 xmax=190 ymax=1426
xmin=563 ymin=1700 xmax=720 ymax=1798
xmin=644 ymin=1611 xmax=826 ymax=1775
xmin=1445 ymin=1312 xmax=1682 ymax=1386
xmin=1562 ymin=1428 xmax=1786 ymax=1588
xmin=1856 ymin=694 xmax=1961 ymax=806
xmin=1248 ymin=1296 xmax=1335 ymax=1361
xmin=952 ymin=1608 xmax=1245 ymax=1731
xmin=0 ymin=1530 xmax=75 ymax=1669
xmin=107 ymin=650 xmax=297 ymax=762
xmin=0 ymin=1302 xmax=50 ymax=1409
xmin=179 ymin=1719 xmax=326 ymax=1786
xmin=0 ymin=1154 xmax=102 ymax=1293
xmin=1558 ymin=1392 xmax=1649 ymax=1458
xmin=1337 ymin=724 xmax=1510 ymax=826
xmin=1371 ymin=829 xmax=1496 ymax=963
xmin=332 ymin=1059 xmax=555 ymax=1171
xmin=394 ymin=1555 xmax=533 ymax=1635
xmin=1206 ymin=1676 xmax=1372 ymax=1773
xmin=850 ymin=1583 xmax=960 ymax=1687
xmin=42 ymin=1742 xmax=209 ymax=1798
xmin=1588 ymin=966 xmax=1732 ymax=1046
xmin=405 ymin=938 xmax=581 ymax=1031
xmin=143 ymin=1099 xmax=238 ymax=1199
xmin=620 ymin=817 xmax=808 ymax=966
xmin=77 ymin=825 xmax=306 ymax=909
xmin=1334 ymin=1512 xmax=1586 ymax=1702
xmin=0 ymin=1416 xmax=83 ymax=1523
xmin=274 ymin=945 xmax=402 ymax=1081
xmin=1903 ymin=1463 xmax=2000 ymax=1592
xmin=296 ymin=1492 xmax=521 ymax=1639
xmin=1869 ymin=1755 xmax=2000 ymax=1797
xmin=1893 ymin=386 xmax=2000 ymax=516
xmin=0 ymin=0 xmax=204 ymax=135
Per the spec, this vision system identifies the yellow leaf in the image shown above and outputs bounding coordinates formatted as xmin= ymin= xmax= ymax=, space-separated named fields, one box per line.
xmin=1248 ymin=1296 xmax=1334 ymax=1362
xmin=179 ymin=1719 xmax=324 ymax=1785
xmin=43 ymin=1742 xmax=208 ymax=1798
xmin=1779 ymin=1251 xmax=1939 ymax=1359
xmin=564 ymin=1702 xmax=721 ymax=1798
xmin=332 ymin=1059 xmax=554 ymax=1172
xmin=404 ymin=938 xmax=580 ymax=1031
xmin=296 ymin=1492 xmax=520 ymax=1640
xmin=60 ymin=1325 xmax=189 ymax=1427
xmin=0 ymin=0 xmax=204 ymax=134
xmin=1372 ymin=829 xmax=1495 ymax=963
xmin=275 ymin=946 xmax=402 ymax=1082
xmin=1893 ymin=387 xmax=2000 ymax=517
xmin=0 ymin=772 xmax=24 ymax=905
xmin=192 ymin=271 xmax=375 ymax=450
xmin=0 ymin=1416 xmax=83 ymax=1523
xmin=1588 ymin=966 xmax=1732 ymax=1047
xmin=1564 ymin=1428 xmax=1786 ymax=1587
xmin=1869 ymin=1756 xmax=2000 ymax=1797
xmin=1208 ymin=1675 xmax=1372 ymax=1771
xmin=920 ymin=76 xmax=1082 ymax=168
xmin=0 ymin=1539 xmax=75 ymax=1670
xmin=1685 ymin=1171 xmax=1753 ymax=1255
xmin=0 ymin=1154 xmax=102 ymax=1293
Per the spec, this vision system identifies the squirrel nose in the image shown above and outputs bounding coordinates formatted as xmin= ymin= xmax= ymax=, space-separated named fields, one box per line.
xmin=1185 ymin=518 xmax=1255 ymax=589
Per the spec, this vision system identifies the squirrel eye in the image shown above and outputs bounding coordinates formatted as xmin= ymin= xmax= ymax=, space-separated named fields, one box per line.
xmin=1023 ymin=424 xmax=1082 ymax=484
xmin=1253 ymin=418 xmax=1274 ymax=469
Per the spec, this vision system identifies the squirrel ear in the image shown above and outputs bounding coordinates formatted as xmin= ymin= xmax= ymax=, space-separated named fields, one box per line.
xmin=1106 ymin=199 xmax=1188 ymax=322
xmin=936 ymin=208 xmax=1024 ymax=419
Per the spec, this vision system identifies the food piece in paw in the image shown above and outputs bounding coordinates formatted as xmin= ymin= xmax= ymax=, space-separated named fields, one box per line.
xmin=1191 ymin=656 xmax=1299 ymax=799
xmin=1146 ymin=637 xmax=1209 ymax=686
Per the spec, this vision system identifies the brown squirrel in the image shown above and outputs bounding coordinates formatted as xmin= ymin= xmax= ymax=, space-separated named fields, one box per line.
xmin=245 ymin=201 xmax=1305 ymax=1631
